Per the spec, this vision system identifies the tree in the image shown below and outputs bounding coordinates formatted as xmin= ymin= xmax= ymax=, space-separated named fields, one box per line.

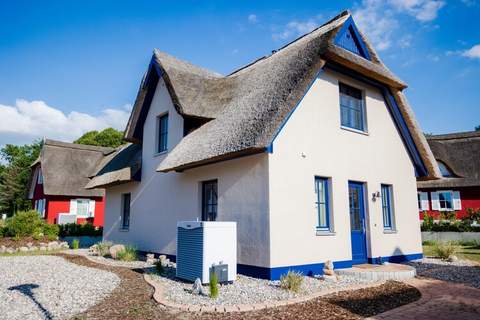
xmin=74 ymin=128 xmax=124 ymax=148
xmin=475 ymin=125 xmax=480 ymax=131
xmin=0 ymin=140 xmax=42 ymax=216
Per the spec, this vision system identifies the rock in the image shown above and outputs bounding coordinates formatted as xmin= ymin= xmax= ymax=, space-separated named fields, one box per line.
xmin=323 ymin=269 xmax=335 ymax=276
xmin=39 ymin=242 xmax=47 ymax=247
xmin=0 ymin=245 xmax=6 ymax=253
xmin=26 ymin=242 xmax=33 ymax=248
xmin=448 ymin=255 xmax=458 ymax=262
xmin=19 ymin=247 xmax=29 ymax=252
xmin=60 ymin=242 xmax=69 ymax=249
xmin=146 ymin=253 xmax=155 ymax=264
xmin=30 ymin=246 xmax=38 ymax=252
xmin=6 ymin=248 xmax=15 ymax=254
xmin=109 ymin=244 xmax=125 ymax=259
xmin=323 ymin=260 xmax=335 ymax=276
xmin=323 ymin=274 xmax=338 ymax=282
xmin=159 ymin=255 xmax=167 ymax=265
xmin=191 ymin=278 xmax=206 ymax=295
xmin=48 ymin=241 xmax=59 ymax=250
xmin=39 ymin=246 xmax=47 ymax=251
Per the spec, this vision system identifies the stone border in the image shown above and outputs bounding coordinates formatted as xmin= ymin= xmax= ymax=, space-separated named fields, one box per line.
xmin=143 ymin=273 xmax=385 ymax=313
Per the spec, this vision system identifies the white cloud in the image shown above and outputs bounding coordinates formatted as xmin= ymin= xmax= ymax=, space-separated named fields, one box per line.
xmin=462 ymin=44 xmax=480 ymax=59
xmin=272 ymin=18 xmax=319 ymax=41
xmin=389 ymin=0 xmax=446 ymax=22
xmin=0 ymin=99 xmax=131 ymax=145
xmin=398 ymin=34 xmax=413 ymax=48
xmin=248 ymin=14 xmax=258 ymax=24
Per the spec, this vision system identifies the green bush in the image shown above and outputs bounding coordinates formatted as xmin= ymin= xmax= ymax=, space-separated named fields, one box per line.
xmin=154 ymin=260 xmax=164 ymax=274
xmin=95 ymin=241 xmax=113 ymax=256
xmin=422 ymin=240 xmax=436 ymax=246
xmin=209 ymin=272 xmax=219 ymax=299
xmin=280 ymin=270 xmax=304 ymax=293
xmin=59 ymin=223 xmax=103 ymax=237
xmin=71 ymin=238 xmax=80 ymax=249
xmin=116 ymin=245 xmax=137 ymax=261
xmin=433 ymin=241 xmax=458 ymax=260
xmin=43 ymin=223 xmax=59 ymax=240
xmin=4 ymin=210 xmax=44 ymax=237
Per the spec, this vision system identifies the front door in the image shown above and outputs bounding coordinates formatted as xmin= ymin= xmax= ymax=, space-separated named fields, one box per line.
xmin=348 ymin=181 xmax=368 ymax=264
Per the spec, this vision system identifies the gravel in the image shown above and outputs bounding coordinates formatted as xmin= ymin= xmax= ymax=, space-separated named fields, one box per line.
xmin=146 ymin=267 xmax=379 ymax=307
xmin=65 ymin=248 xmax=154 ymax=269
xmin=405 ymin=258 xmax=480 ymax=289
xmin=0 ymin=255 xmax=120 ymax=320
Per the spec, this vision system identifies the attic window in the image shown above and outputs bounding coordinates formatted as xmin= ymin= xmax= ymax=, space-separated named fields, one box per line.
xmin=437 ymin=161 xmax=453 ymax=177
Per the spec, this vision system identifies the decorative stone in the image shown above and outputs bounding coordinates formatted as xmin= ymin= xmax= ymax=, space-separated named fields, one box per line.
xmin=109 ymin=244 xmax=125 ymax=259
xmin=448 ymin=255 xmax=458 ymax=262
xmin=19 ymin=247 xmax=29 ymax=252
xmin=48 ymin=241 xmax=59 ymax=249
xmin=39 ymin=246 xmax=47 ymax=251
xmin=191 ymin=278 xmax=206 ymax=295
xmin=6 ymin=248 xmax=15 ymax=254
xmin=323 ymin=274 xmax=338 ymax=282
xmin=159 ymin=255 xmax=167 ymax=265
xmin=30 ymin=246 xmax=38 ymax=252
xmin=0 ymin=245 xmax=6 ymax=253
xmin=323 ymin=260 xmax=335 ymax=276
xmin=146 ymin=253 xmax=155 ymax=264
xmin=26 ymin=242 xmax=33 ymax=248
xmin=60 ymin=242 xmax=69 ymax=249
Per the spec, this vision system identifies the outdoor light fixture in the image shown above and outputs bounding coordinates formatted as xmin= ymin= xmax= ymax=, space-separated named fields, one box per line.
xmin=372 ymin=191 xmax=381 ymax=202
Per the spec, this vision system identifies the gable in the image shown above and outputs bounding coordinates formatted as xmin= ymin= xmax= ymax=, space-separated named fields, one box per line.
xmin=334 ymin=16 xmax=371 ymax=60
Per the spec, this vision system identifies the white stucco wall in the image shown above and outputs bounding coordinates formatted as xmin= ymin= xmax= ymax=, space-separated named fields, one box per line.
xmin=268 ymin=69 xmax=422 ymax=268
xmin=103 ymin=78 xmax=270 ymax=267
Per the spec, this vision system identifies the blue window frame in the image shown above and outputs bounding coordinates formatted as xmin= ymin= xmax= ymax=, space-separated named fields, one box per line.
xmin=339 ymin=83 xmax=365 ymax=132
xmin=157 ymin=113 xmax=168 ymax=153
xmin=381 ymin=184 xmax=394 ymax=230
xmin=315 ymin=177 xmax=331 ymax=231
xmin=122 ymin=193 xmax=131 ymax=230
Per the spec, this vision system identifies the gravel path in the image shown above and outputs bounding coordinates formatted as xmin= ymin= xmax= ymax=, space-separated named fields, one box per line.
xmin=405 ymin=258 xmax=480 ymax=289
xmin=146 ymin=267 xmax=378 ymax=307
xmin=0 ymin=255 xmax=120 ymax=320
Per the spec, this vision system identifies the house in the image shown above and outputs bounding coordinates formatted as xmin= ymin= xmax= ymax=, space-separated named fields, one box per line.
xmin=417 ymin=131 xmax=480 ymax=219
xmin=88 ymin=11 xmax=440 ymax=280
xmin=29 ymin=139 xmax=114 ymax=226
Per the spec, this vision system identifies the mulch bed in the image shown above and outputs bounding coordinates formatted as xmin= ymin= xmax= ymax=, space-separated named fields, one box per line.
xmin=0 ymin=236 xmax=54 ymax=249
xmin=61 ymin=254 xmax=421 ymax=320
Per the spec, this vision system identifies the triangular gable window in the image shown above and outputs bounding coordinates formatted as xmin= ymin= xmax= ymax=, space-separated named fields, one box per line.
xmin=334 ymin=17 xmax=371 ymax=61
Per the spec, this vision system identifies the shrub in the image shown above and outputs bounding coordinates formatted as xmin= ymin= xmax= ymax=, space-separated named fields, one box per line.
xmin=116 ymin=245 xmax=137 ymax=261
xmin=4 ymin=210 xmax=44 ymax=237
xmin=422 ymin=240 xmax=436 ymax=246
xmin=71 ymin=239 xmax=80 ymax=249
xmin=433 ymin=241 xmax=458 ymax=260
xmin=59 ymin=223 xmax=103 ymax=237
xmin=154 ymin=260 xmax=164 ymax=274
xmin=95 ymin=241 xmax=113 ymax=256
xmin=280 ymin=270 xmax=304 ymax=293
xmin=209 ymin=272 xmax=219 ymax=299
xmin=43 ymin=223 xmax=59 ymax=240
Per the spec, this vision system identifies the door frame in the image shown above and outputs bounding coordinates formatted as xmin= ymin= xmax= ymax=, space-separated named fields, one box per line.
xmin=348 ymin=181 xmax=369 ymax=265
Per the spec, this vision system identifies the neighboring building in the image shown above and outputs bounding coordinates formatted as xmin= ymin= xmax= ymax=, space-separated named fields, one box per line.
xmin=417 ymin=131 xmax=480 ymax=219
xmin=88 ymin=11 xmax=440 ymax=280
xmin=29 ymin=139 xmax=114 ymax=226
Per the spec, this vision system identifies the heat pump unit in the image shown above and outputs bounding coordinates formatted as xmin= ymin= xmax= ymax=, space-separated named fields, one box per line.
xmin=176 ymin=221 xmax=236 ymax=283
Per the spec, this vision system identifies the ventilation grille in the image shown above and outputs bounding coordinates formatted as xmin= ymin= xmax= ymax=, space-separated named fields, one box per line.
xmin=176 ymin=226 xmax=204 ymax=282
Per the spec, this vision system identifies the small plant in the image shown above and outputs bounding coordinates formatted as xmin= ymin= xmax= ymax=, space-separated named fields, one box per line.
xmin=279 ymin=270 xmax=304 ymax=293
xmin=154 ymin=260 xmax=164 ymax=274
xmin=422 ymin=240 xmax=436 ymax=246
xmin=71 ymin=238 xmax=80 ymax=249
xmin=117 ymin=245 xmax=137 ymax=261
xmin=95 ymin=241 xmax=113 ymax=256
xmin=209 ymin=272 xmax=219 ymax=299
xmin=43 ymin=223 xmax=59 ymax=240
xmin=433 ymin=241 xmax=458 ymax=260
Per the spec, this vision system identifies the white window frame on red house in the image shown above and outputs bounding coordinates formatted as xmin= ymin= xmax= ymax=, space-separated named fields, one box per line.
xmin=69 ymin=199 xmax=95 ymax=218
xmin=417 ymin=192 xmax=429 ymax=211
xmin=35 ymin=199 xmax=46 ymax=218
xmin=431 ymin=190 xmax=461 ymax=211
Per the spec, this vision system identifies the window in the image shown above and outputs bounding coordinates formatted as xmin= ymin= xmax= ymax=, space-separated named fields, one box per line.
xmin=202 ymin=180 xmax=217 ymax=221
xmin=432 ymin=191 xmax=461 ymax=211
xmin=315 ymin=177 xmax=331 ymax=231
xmin=437 ymin=161 xmax=453 ymax=177
xmin=381 ymin=184 xmax=394 ymax=230
xmin=76 ymin=199 xmax=90 ymax=217
xmin=35 ymin=199 xmax=46 ymax=218
xmin=122 ymin=193 xmax=131 ymax=230
xmin=339 ymin=83 xmax=366 ymax=132
xmin=418 ymin=192 xmax=429 ymax=211
xmin=438 ymin=191 xmax=453 ymax=210
xmin=156 ymin=114 xmax=168 ymax=153
xmin=37 ymin=169 xmax=43 ymax=184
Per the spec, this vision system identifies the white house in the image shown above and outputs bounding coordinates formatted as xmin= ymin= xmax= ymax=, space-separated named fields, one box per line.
xmin=87 ymin=11 xmax=440 ymax=280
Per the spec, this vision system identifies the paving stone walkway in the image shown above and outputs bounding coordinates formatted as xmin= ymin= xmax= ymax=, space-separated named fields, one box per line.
xmin=370 ymin=278 xmax=480 ymax=320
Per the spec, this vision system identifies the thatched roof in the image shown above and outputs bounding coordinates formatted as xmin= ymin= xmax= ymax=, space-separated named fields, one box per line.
xmin=418 ymin=131 xmax=480 ymax=188
xmin=85 ymin=143 xmax=142 ymax=189
xmin=34 ymin=139 xmax=115 ymax=197
xmin=117 ymin=10 xmax=440 ymax=179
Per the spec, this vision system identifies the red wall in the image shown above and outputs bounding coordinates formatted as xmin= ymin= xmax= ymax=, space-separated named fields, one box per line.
xmin=31 ymin=179 xmax=105 ymax=226
xmin=418 ymin=186 xmax=480 ymax=219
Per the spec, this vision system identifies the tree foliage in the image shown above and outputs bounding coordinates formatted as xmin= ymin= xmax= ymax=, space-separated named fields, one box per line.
xmin=0 ymin=140 xmax=42 ymax=216
xmin=475 ymin=125 xmax=480 ymax=131
xmin=74 ymin=128 xmax=124 ymax=148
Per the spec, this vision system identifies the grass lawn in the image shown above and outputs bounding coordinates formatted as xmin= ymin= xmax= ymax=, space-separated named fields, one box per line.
xmin=423 ymin=244 xmax=480 ymax=263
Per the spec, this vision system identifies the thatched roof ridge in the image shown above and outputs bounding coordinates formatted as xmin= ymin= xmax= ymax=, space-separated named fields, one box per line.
xmin=36 ymin=139 xmax=115 ymax=197
xmin=418 ymin=131 xmax=480 ymax=188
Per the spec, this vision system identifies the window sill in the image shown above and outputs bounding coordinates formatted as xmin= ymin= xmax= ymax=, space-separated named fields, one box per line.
xmin=119 ymin=228 xmax=129 ymax=232
xmin=340 ymin=126 xmax=369 ymax=136
xmin=154 ymin=150 xmax=168 ymax=157
xmin=316 ymin=230 xmax=336 ymax=236
xmin=383 ymin=229 xmax=397 ymax=234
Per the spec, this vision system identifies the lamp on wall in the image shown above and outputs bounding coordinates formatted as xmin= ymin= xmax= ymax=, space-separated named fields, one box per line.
xmin=372 ymin=191 xmax=381 ymax=202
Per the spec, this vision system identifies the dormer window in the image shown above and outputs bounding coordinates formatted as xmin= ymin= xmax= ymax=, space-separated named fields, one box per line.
xmin=156 ymin=113 xmax=168 ymax=153
xmin=339 ymin=83 xmax=366 ymax=132
xmin=437 ymin=161 xmax=453 ymax=177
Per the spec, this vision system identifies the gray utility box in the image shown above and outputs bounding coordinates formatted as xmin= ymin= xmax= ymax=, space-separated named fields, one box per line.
xmin=210 ymin=264 xmax=229 ymax=284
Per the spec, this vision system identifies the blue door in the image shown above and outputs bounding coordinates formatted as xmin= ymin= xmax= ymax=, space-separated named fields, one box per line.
xmin=348 ymin=182 xmax=368 ymax=264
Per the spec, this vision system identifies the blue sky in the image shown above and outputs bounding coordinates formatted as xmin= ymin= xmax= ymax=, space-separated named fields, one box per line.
xmin=0 ymin=0 xmax=479 ymax=145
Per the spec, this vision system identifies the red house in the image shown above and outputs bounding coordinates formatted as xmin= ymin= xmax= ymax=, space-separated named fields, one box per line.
xmin=417 ymin=131 xmax=480 ymax=219
xmin=28 ymin=139 xmax=115 ymax=226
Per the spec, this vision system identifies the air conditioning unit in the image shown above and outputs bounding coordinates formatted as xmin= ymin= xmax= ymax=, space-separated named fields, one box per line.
xmin=57 ymin=213 xmax=77 ymax=225
xmin=176 ymin=221 xmax=236 ymax=284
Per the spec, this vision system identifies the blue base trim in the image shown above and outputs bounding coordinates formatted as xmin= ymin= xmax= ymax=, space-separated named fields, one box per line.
xmin=368 ymin=253 xmax=423 ymax=265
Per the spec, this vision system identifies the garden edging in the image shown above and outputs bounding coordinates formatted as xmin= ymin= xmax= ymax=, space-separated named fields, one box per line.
xmin=143 ymin=273 xmax=385 ymax=313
